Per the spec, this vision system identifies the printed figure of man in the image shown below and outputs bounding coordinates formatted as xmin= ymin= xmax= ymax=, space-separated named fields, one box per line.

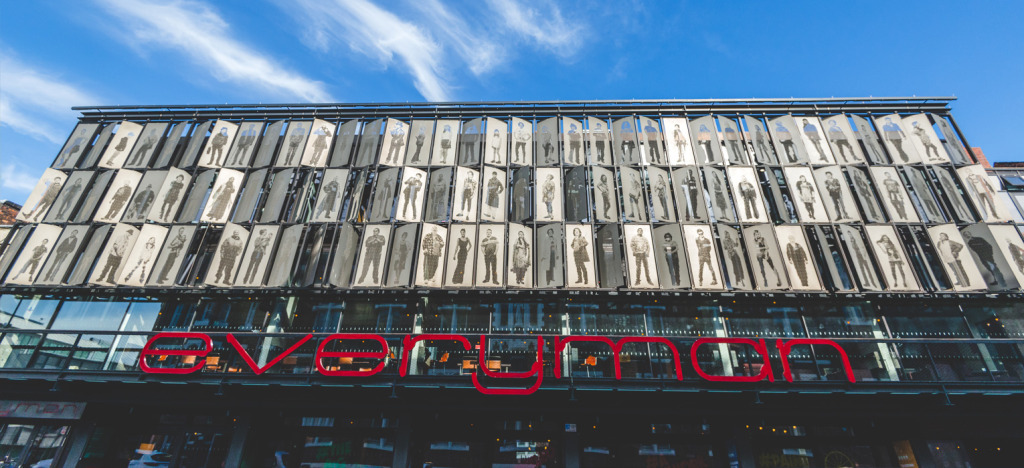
xmin=568 ymin=124 xmax=582 ymax=164
xmin=99 ymin=231 xmax=135 ymax=284
xmin=737 ymin=177 xmax=759 ymax=219
xmin=411 ymin=127 xmax=426 ymax=163
xmin=967 ymin=173 xmax=999 ymax=219
xmin=284 ymin=125 xmax=306 ymax=165
xmin=104 ymin=132 xmax=134 ymax=166
xmin=159 ymin=175 xmax=186 ymax=221
xmin=696 ymin=124 xmax=714 ymax=163
xmin=663 ymin=233 xmax=680 ymax=286
xmin=910 ymin=121 xmax=941 ymax=161
xmin=511 ymin=231 xmax=531 ymax=285
xmin=695 ymin=229 xmax=717 ymax=286
xmin=309 ymin=125 xmax=330 ymax=166
xmin=876 ymin=235 xmax=908 ymax=288
xmin=393 ymin=232 xmax=410 ymax=280
xmin=753 ymin=124 xmax=774 ymax=162
xmin=936 ymin=232 xmax=969 ymax=287
xmin=386 ymin=123 xmax=406 ymax=165
xmin=128 ymin=136 xmax=156 ymax=166
xmin=847 ymin=236 xmax=874 ymax=288
xmin=229 ymin=124 xmax=258 ymax=166
xmin=214 ymin=231 xmax=243 ymax=286
xmin=786 ymin=235 xmax=809 ymax=287
xmin=544 ymin=229 xmax=559 ymax=284
xmin=481 ymin=229 xmax=499 ymax=284
xmin=157 ymin=228 xmax=188 ymax=284
xmin=421 ymin=227 xmax=445 ymax=281
xmin=881 ymin=117 xmax=909 ymax=162
xmin=620 ymin=121 xmax=636 ymax=162
xmin=795 ymin=175 xmax=817 ymax=220
xmin=963 ymin=231 xmax=1004 ymax=286
xmin=44 ymin=230 xmax=79 ymax=283
xmin=14 ymin=239 xmax=51 ymax=282
xmin=598 ymin=175 xmax=613 ymax=219
xmin=205 ymin=177 xmax=236 ymax=221
xmin=823 ymin=172 xmax=848 ymax=220
xmin=460 ymin=174 xmax=477 ymax=216
xmin=486 ymin=172 xmax=504 ymax=210
xmin=853 ymin=172 xmax=879 ymax=219
xmin=513 ymin=122 xmax=529 ymax=164
xmin=630 ymin=228 xmax=653 ymax=286
xmin=429 ymin=175 xmax=449 ymax=220
xmin=206 ymin=127 xmax=230 ymax=166
xmin=593 ymin=122 xmax=607 ymax=163
xmin=451 ymin=229 xmax=471 ymax=284
xmin=315 ymin=178 xmax=341 ymax=219
xmin=58 ymin=128 xmax=89 ymax=167
xmin=243 ymin=229 xmax=273 ymax=285
xmin=671 ymin=124 xmax=689 ymax=164
xmin=25 ymin=177 xmax=63 ymax=222
xmin=681 ymin=169 xmax=699 ymax=221
xmin=775 ymin=122 xmax=797 ymax=162
xmin=542 ymin=175 xmax=556 ymax=219
xmin=753 ymin=230 xmax=782 ymax=287
xmin=643 ymin=121 xmax=661 ymax=164
xmin=541 ymin=129 xmax=555 ymax=164
xmin=883 ymin=172 xmax=908 ymax=220
xmin=826 ymin=120 xmax=854 ymax=163
xmin=439 ymin=125 xmax=453 ymax=164
xmin=123 ymin=237 xmax=158 ymax=283
xmin=858 ymin=124 xmax=885 ymax=161
xmin=372 ymin=176 xmax=394 ymax=220
xmin=571 ymin=228 xmax=589 ymax=284
xmin=55 ymin=177 xmax=83 ymax=220
xmin=801 ymin=118 xmax=827 ymax=161
xmin=126 ymin=184 xmax=156 ymax=220
xmin=722 ymin=231 xmax=745 ymax=287
xmin=461 ymin=123 xmax=478 ymax=163
xmin=358 ymin=228 xmax=386 ymax=284
xmin=711 ymin=174 xmax=727 ymax=217
xmin=654 ymin=175 xmax=669 ymax=219
xmin=723 ymin=126 xmax=742 ymax=164
xmin=402 ymin=173 xmax=424 ymax=218
xmin=103 ymin=182 xmax=133 ymax=221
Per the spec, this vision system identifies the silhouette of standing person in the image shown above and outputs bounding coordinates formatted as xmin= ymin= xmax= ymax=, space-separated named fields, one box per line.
xmin=963 ymin=231 xmax=1004 ymax=286
xmin=881 ymin=117 xmax=909 ymax=162
xmin=315 ymin=178 xmax=341 ymax=219
xmin=14 ymin=239 xmax=51 ymax=282
xmin=671 ymin=124 xmax=688 ymax=163
xmin=738 ymin=177 xmax=759 ymax=219
xmin=124 ymin=237 xmax=157 ymax=283
xmin=44 ymin=230 xmax=79 ymax=282
xmin=775 ymin=122 xmax=796 ymax=162
xmin=402 ymin=173 xmax=424 ymax=218
xmin=243 ymin=229 xmax=273 ymax=284
xmin=567 ymin=124 xmax=582 ymax=164
xmin=663 ymin=233 xmax=680 ymax=286
xmin=386 ymin=123 xmax=406 ymax=164
xmin=481 ymin=229 xmax=499 ymax=284
xmin=102 ymin=182 xmax=133 ymax=221
xmin=229 ymin=124 xmax=258 ymax=166
xmin=411 ymin=127 xmax=426 ymax=163
xmin=439 ymin=125 xmax=452 ymax=164
xmin=421 ymin=227 xmax=445 ymax=282
xmin=883 ymin=173 xmax=908 ymax=220
xmin=157 ymin=228 xmax=188 ymax=284
xmin=359 ymin=228 xmax=386 ymax=284
xmin=214 ymin=231 xmax=243 ymax=285
xmin=722 ymin=231 xmax=745 ymax=287
xmin=643 ymin=121 xmax=661 ymax=164
xmin=795 ymin=175 xmax=817 ymax=219
xmin=309 ymin=125 xmax=330 ymax=166
xmin=801 ymin=118 xmax=828 ymax=161
xmin=695 ymin=229 xmax=717 ymax=286
xmin=25 ymin=177 xmax=62 ymax=222
xmin=696 ymin=124 xmax=714 ymax=163
xmin=451 ymin=229 xmax=471 ymax=284
xmin=205 ymin=177 xmax=236 ymax=221
xmin=284 ymin=125 xmax=306 ymax=165
xmin=511 ymin=231 xmax=530 ymax=285
xmin=786 ymin=235 xmax=809 ymax=287
xmin=598 ymin=175 xmax=613 ymax=219
xmin=99 ymin=231 xmax=135 ymax=283
xmin=753 ymin=230 xmax=782 ymax=287
xmin=936 ymin=232 xmax=968 ymax=287
xmin=823 ymin=172 xmax=848 ymax=220
xmin=826 ymin=120 xmax=853 ymax=163
xmin=542 ymin=175 xmax=556 ymax=219
xmin=630 ymin=228 xmax=653 ymax=285
xmin=206 ymin=127 xmax=230 ymax=166
xmin=876 ymin=234 xmax=908 ymax=288
xmin=159 ymin=175 xmax=186 ymax=221
xmin=513 ymin=122 xmax=529 ymax=164
xmin=571 ymin=228 xmax=590 ymax=285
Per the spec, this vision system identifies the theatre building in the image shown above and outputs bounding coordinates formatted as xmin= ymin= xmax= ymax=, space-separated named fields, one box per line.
xmin=2 ymin=98 xmax=1024 ymax=467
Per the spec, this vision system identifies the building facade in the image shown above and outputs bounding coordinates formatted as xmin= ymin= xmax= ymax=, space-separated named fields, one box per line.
xmin=1 ymin=98 xmax=1022 ymax=467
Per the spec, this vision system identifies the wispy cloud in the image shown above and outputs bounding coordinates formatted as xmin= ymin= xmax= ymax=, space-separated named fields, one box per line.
xmin=0 ymin=161 xmax=42 ymax=198
xmin=289 ymin=0 xmax=451 ymax=101
xmin=410 ymin=0 xmax=502 ymax=76
xmin=94 ymin=0 xmax=332 ymax=102
xmin=0 ymin=52 xmax=98 ymax=144
xmin=485 ymin=0 xmax=586 ymax=59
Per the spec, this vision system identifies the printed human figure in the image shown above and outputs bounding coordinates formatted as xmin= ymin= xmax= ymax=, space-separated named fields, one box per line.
xmin=936 ymin=232 xmax=969 ymax=287
xmin=938 ymin=121 xmax=969 ymax=162
xmin=229 ymin=124 xmax=258 ymax=166
xmin=206 ymin=127 xmax=230 ymax=166
xmin=722 ymin=231 xmax=745 ymax=287
xmin=801 ymin=119 xmax=827 ymax=162
xmin=512 ymin=177 xmax=527 ymax=219
xmin=402 ymin=173 xmax=424 ymax=218
xmin=909 ymin=121 xmax=941 ymax=161
xmin=315 ymin=178 xmax=341 ymax=219
xmin=393 ymin=232 xmax=410 ymax=280
xmin=775 ymin=122 xmax=797 ymax=162
xmin=620 ymin=121 xmax=636 ymax=162
xmin=243 ymin=229 xmax=273 ymax=284
xmin=671 ymin=124 xmax=689 ymax=163
xmin=58 ymin=128 xmax=89 ymax=167
xmin=411 ymin=127 xmax=426 ymax=163
xmin=421 ymin=227 xmax=445 ymax=281
xmin=696 ymin=124 xmax=714 ymax=163
xmin=205 ymin=177 xmax=236 ymax=221
xmin=104 ymin=132 xmax=134 ymax=165
xmin=439 ymin=125 xmax=453 ymax=164
xmin=544 ymin=229 xmax=559 ymax=284
xmin=752 ymin=230 xmax=782 ymax=287
xmin=159 ymin=175 xmax=186 ymax=221
xmin=157 ymin=228 xmax=188 ymax=283
xmin=598 ymin=175 xmax=613 ymax=219
xmin=858 ymin=124 xmax=885 ymax=161
xmin=963 ymin=231 xmax=1004 ymax=286
xmin=785 ymin=236 xmax=809 ymax=287
xmin=630 ymin=228 xmax=653 ymax=286
xmin=542 ymin=175 xmax=556 ymax=219
xmin=25 ymin=177 xmax=63 ymax=222
xmin=14 ymin=239 xmax=51 ymax=281
xmin=654 ymin=175 xmax=669 ymax=218
xmin=681 ymin=169 xmax=699 ymax=221
xmin=823 ymin=172 xmax=848 ymax=220
xmin=126 ymin=184 xmax=156 ymax=220
xmin=44 ymin=230 xmax=79 ymax=282
xmin=882 ymin=173 xmax=908 ymax=220
xmin=215 ymin=231 xmax=243 ymax=285
xmin=123 ymin=237 xmax=157 ymax=283
xmin=722 ymin=126 xmax=742 ymax=164
xmin=695 ymin=229 xmax=717 ymax=286
xmin=386 ymin=123 xmax=406 ymax=164
xmin=853 ymin=172 xmax=879 ymax=219
xmin=486 ymin=172 xmax=504 ymax=211
xmin=628 ymin=173 xmax=643 ymax=220
xmin=663 ymin=233 xmax=680 ymax=286
xmin=847 ymin=236 xmax=874 ymax=288
xmin=481 ymin=229 xmax=499 ymax=284
xmin=513 ymin=122 xmax=529 ymax=164
xmin=794 ymin=175 xmax=817 ymax=219
xmin=571 ymin=228 xmax=590 ymax=284
xmin=461 ymin=123 xmax=477 ymax=162
xmin=451 ymin=229 xmax=471 ymax=284
xmin=358 ymin=228 xmax=386 ymax=284
xmin=284 ymin=125 xmax=306 ymax=165
xmin=372 ymin=175 xmax=394 ymax=220
xmin=309 ymin=125 xmax=330 ymax=166
xmin=55 ymin=178 xmax=83 ymax=220
xmin=910 ymin=173 xmax=940 ymax=219
xmin=98 ymin=231 xmax=135 ymax=283
xmin=511 ymin=231 xmax=531 ymax=285
xmin=102 ymin=182 xmax=133 ymax=221
xmin=429 ymin=176 xmax=449 ymax=220
xmin=593 ymin=122 xmax=607 ymax=163
xmin=459 ymin=175 xmax=477 ymax=216
xmin=1007 ymin=242 xmax=1024 ymax=275
xmin=644 ymin=121 xmax=661 ymax=164
xmin=738 ymin=177 xmax=759 ymax=219
xmin=876 ymin=235 xmax=908 ymax=288
xmin=826 ymin=120 xmax=853 ymax=163
xmin=711 ymin=173 xmax=727 ymax=217
xmin=128 ymin=136 xmax=156 ymax=166
xmin=489 ymin=128 xmax=502 ymax=163
xmin=568 ymin=124 xmax=582 ymax=164
xmin=881 ymin=118 xmax=909 ymax=162
xmin=541 ymin=128 xmax=555 ymax=164
xmin=753 ymin=125 xmax=773 ymax=162
xmin=966 ymin=173 xmax=998 ymax=218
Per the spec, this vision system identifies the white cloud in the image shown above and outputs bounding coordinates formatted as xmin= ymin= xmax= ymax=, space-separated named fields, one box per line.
xmin=94 ymin=0 xmax=333 ymax=102
xmin=0 ymin=53 xmax=98 ymax=144
xmin=485 ymin=0 xmax=585 ymax=59
xmin=411 ymin=0 xmax=502 ymax=76
xmin=0 ymin=161 xmax=43 ymax=199
xmin=289 ymin=0 xmax=452 ymax=101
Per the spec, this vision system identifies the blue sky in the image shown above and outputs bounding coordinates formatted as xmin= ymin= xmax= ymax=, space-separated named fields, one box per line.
xmin=2 ymin=0 xmax=1022 ymax=203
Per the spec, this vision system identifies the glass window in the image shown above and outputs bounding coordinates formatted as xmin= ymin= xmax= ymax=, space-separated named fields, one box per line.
xmin=50 ymin=299 xmax=130 ymax=331
xmin=7 ymin=296 xmax=59 ymax=330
